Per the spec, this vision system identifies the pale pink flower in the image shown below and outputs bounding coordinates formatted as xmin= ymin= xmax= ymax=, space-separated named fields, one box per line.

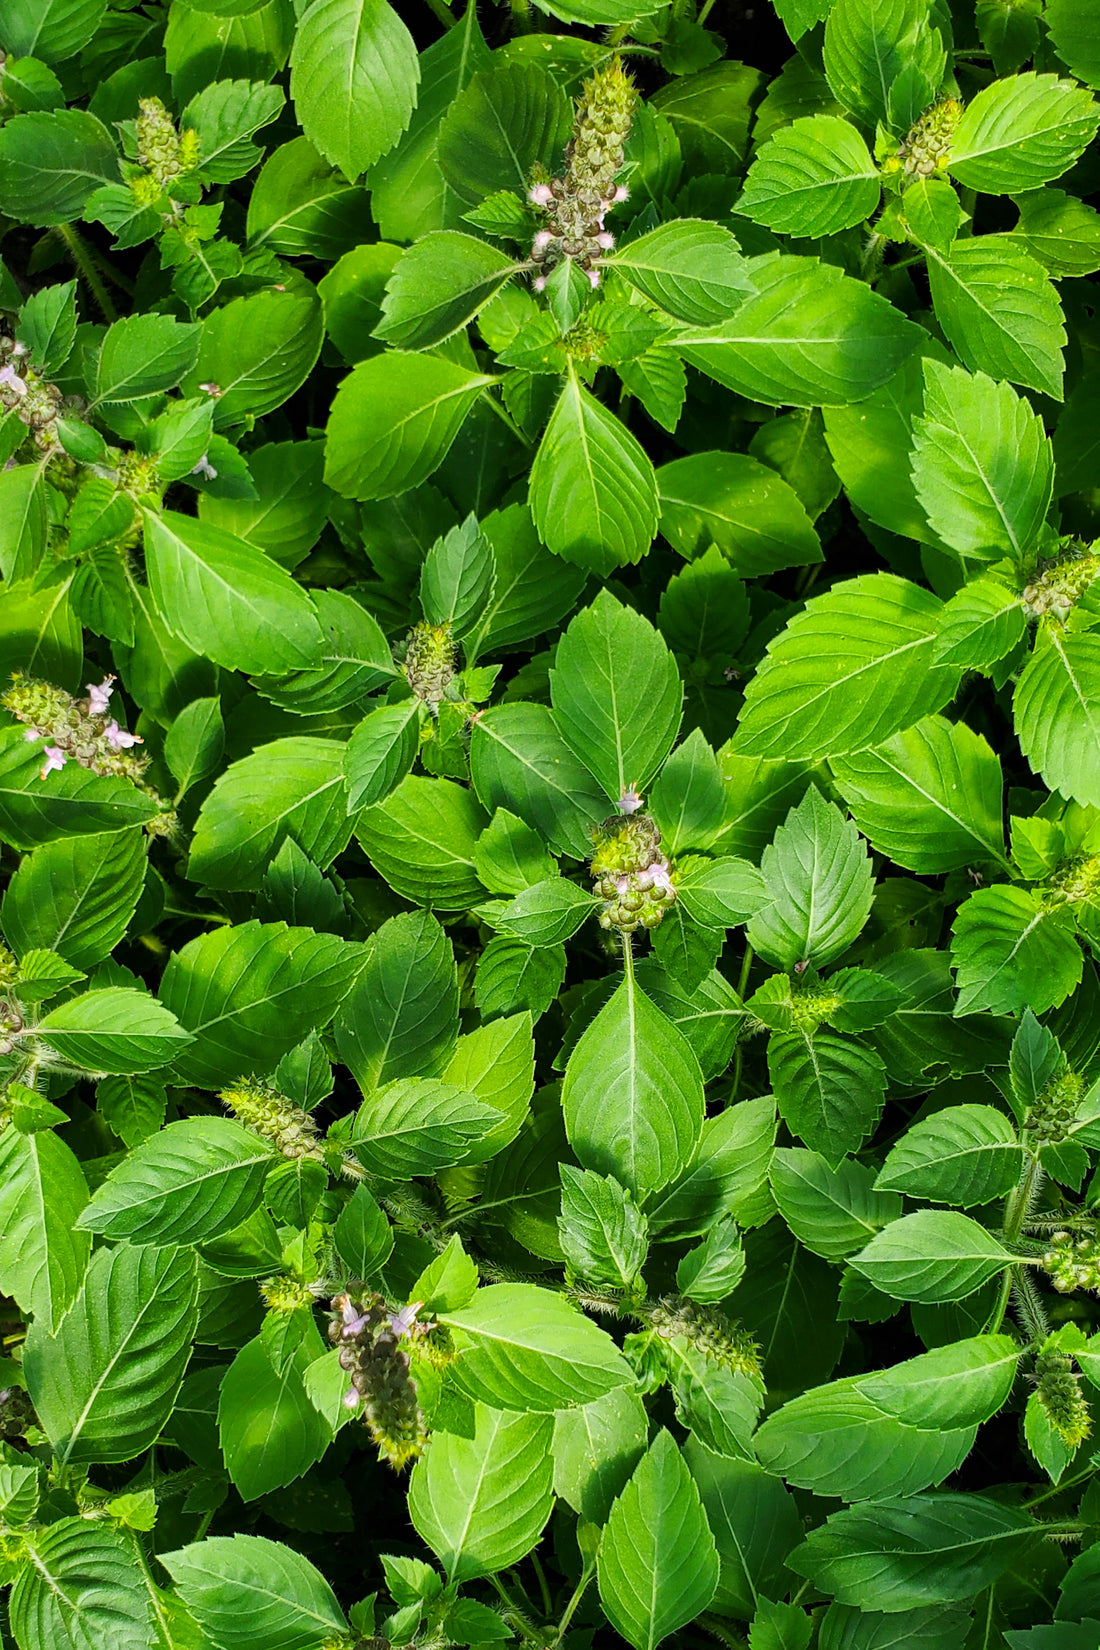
xmin=191 ymin=454 xmax=218 ymax=480
xmin=596 ymin=232 xmax=615 ymax=250
xmin=617 ymin=784 xmax=645 ymax=814
xmin=86 ymin=676 xmax=114 ymax=715
xmin=0 ymin=364 xmax=27 ymax=396
xmin=528 ymin=184 xmax=554 ymax=207
xmin=533 ymin=275 xmax=547 ymax=293
xmin=532 ymin=230 xmax=554 ymax=251
xmin=612 ymin=185 xmax=629 ymax=203
xmin=40 ymin=746 xmax=65 ymax=778
xmin=389 ymin=1302 xmax=422 ymax=1338
xmin=10 ymin=341 xmax=27 ymax=358
xmin=23 ymin=727 xmax=39 ymax=742
xmin=198 ymin=381 xmax=222 ymax=398
xmin=343 ymin=1387 xmax=361 ymax=1409
xmin=104 ymin=719 xmax=143 ymax=750
xmin=587 ymin=269 xmax=601 ymax=289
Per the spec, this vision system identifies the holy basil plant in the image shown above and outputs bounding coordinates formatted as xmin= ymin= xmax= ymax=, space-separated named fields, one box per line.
xmin=5 ymin=0 xmax=1100 ymax=1645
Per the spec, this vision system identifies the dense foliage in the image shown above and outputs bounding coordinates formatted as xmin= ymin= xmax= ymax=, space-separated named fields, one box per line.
xmin=5 ymin=0 xmax=1100 ymax=1643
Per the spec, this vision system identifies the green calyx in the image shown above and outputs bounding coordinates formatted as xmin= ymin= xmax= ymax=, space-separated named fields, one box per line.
xmin=220 ymin=1078 xmax=325 ymax=1162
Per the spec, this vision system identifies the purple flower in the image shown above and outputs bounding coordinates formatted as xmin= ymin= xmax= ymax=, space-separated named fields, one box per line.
xmin=612 ymin=185 xmax=630 ymax=204
xmin=587 ymin=269 xmax=601 ymax=290
xmin=23 ymin=727 xmax=40 ymax=742
xmin=532 ymin=230 xmax=554 ymax=252
xmin=617 ymin=784 xmax=645 ymax=815
xmin=388 ymin=1302 xmax=422 ymax=1338
xmin=533 ymin=275 xmax=547 ymax=293
xmin=596 ymin=232 xmax=615 ymax=250
xmin=40 ymin=747 xmax=65 ymax=778
xmin=104 ymin=719 xmax=143 ymax=750
xmin=343 ymin=1386 xmax=361 ymax=1409
xmin=86 ymin=676 xmax=114 ymax=715
xmin=0 ymin=364 xmax=27 ymax=397
xmin=191 ymin=454 xmax=218 ymax=481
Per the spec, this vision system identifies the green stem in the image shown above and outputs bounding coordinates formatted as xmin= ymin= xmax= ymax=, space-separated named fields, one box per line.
xmin=489 ymin=1575 xmax=542 ymax=1644
xmin=530 ymin=1552 xmax=553 ymax=1620
xmin=484 ymin=388 xmax=533 ymax=448
xmin=510 ymin=0 xmax=533 ymax=27
xmin=1023 ymin=1463 xmax=1097 ymax=1508
xmin=984 ymin=1151 xmax=1045 ymax=1335
xmin=622 ymin=931 xmax=635 ymax=984
xmin=736 ymin=941 xmax=754 ymax=999
xmin=697 ymin=0 xmax=718 ymax=22
xmin=422 ymin=0 xmax=456 ymax=26
xmin=957 ymin=186 xmax=977 ymax=239
xmin=54 ymin=224 xmax=119 ymax=321
xmin=552 ymin=1564 xmax=595 ymax=1646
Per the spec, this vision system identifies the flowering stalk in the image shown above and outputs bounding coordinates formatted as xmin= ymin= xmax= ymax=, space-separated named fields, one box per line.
xmin=590 ymin=800 xmax=676 ymax=934
xmin=0 ymin=335 xmax=65 ymax=454
xmin=327 ymin=1291 xmax=431 ymax=1469
xmin=527 ymin=59 xmax=636 ymax=292
xmin=220 ymin=1078 xmax=326 ymax=1164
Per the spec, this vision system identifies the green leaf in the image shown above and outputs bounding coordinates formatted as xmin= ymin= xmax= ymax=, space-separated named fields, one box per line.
xmin=658 ymin=544 xmax=750 ymax=660
xmin=951 ymin=884 xmax=1082 ymax=1016
xmin=78 ymin=1117 xmax=274 ymax=1245
xmin=247 ymin=136 xmax=367 ymax=259
xmin=1046 ymin=0 xmax=1100 ymax=90
xmin=158 ymin=920 xmax=362 ymax=1088
xmin=768 ymin=1027 xmax=887 ymax=1166
xmin=687 ymin=1442 xmax=802 ymax=1621
xmin=741 ymin=115 xmax=880 ymax=237
xmin=441 ymin=1283 xmax=634 ymax=1411
xmin=10 ymin=1520 xmax=152 ymax=1650
xmin=0 ymin=724 xmax=159 ymax=849
xmin=0 ymin=109 xmax=119 ymax=226
xmin=771 ymin=1149 xmax=902 ymax=1262
xmin=1011 ymin=187 xmax=1100 ymax=280
xmin=377 ymin=232 xmax=516 ymax=351
xmin=598 ymin=1430 xmax=719 ymax=1650
xmin=218 ymin=1330 xmax=333 ymax=1501
xmin=24 ymin=1242 xmax=197 ymax=1466
xmin=420 ymin=513 xmax=496 ymax=637
xmin=184 ymin=284 xmax=324 ymax=426
xmin=1014 ymin=622 xmax=1100 ymax=808
xmin=553 ymin=1385 xmax=649 ymax=1526
xmin=850 ymin=1209 xmax=1012 ymax=1303
xmin=732 ymin=573 xmax=959 ymax=762
xmin=33 ymin=986 xmax=192 ymax=1075
xmin=325 ymin=350 xmax=493 ymax=501
xmin=823 ymin=0 xmax=945 ymax=128
xmin=748 ymin=786 xmax=873 ymax=970
xmin=143 ymin=508 xmax=324 ymax=675
xmin=161 ymin=1535 xmax=347 ymax=1650
xmin=559 ymin=1165 xmax=649 ymax=1290
xmin=464 ymin=502 xmax=586 ymax=667
xmin=529 ymin=367 xmax=660 ymax=575
xmin=646 ymin=1098 xmax=776 ymax=1239
xmin=289 ymin=0 xmax=418 ymax=179
xmin=875 ymin=1103 xmax=1023 ymax=1207
xmin=605 ymin=219 xmax=754 ymax=325
xmin=474 ymin=809 xmax=557 ymax=896
xmin=343 ymin=701 xmax=420 ymax=811
xmin=911 ymin=360 xmax=1053 ymax=567
xmin=17 ymin=279 xmax=76 ymax=377
xmin=787 ymin=1493 xmax=1035 ymax=1612
xmin=550 ymin=590 xmax=682 ymax=803
xmin=356 ymin=774 xmax=487 ymax=909
xmin=436 ymin=61 xmax=571 ymax=207
xmin=934 ymin=576 xmax=1026 ymax=670
xmin=658 ymin=450 xmax=821 ymax=578
xmin=409 ymin=1403 xmax=554 ymax=1582
xmin=352 ymin=1078 xmax=501 ymax=1178
xmin=94 ymin=314 xmax=200 ymax=407
xmin=0 ymin=0 xmax=108 ymax=62
xmin=96 ymin=1074 xmax=167 ymax=1150
xmin=949 ymin=74 xmax=1098 ymax=195
xmin=830 ymin=715 xmax=1008 ymax=874
xmin=493 ymin=879 xmax=596 ymax=947
xmin=0 ymin=828 xmax=146 ymax=969
xmin=562 ymin=972 xmax=705 ymax=1198
xmin=0 ymin=463 xmax=47 ymax=583
xmin=648 ymin=731 xmax=727 ymax=856
xmin=334 ymin=909 xmax=458 ymax=1090
xmin=189 ymin=736 xmax=352 ymax=890
xmin=0 ymin=1125 xmax=89 ymax=1331
xmin=334 ymin=1183 xmax=393 ymax=1277
xmin=471 ymin=702 xmax=608 ymax=860
xmin=925 ymin=236 xmax=1065 ymax=400
xmin=676 ymin=855 xmax=767 ymax=929
xmin=182 ymin=77 xmax=284 ymax=185
xmin=677 ymin=256 xmax=922 ymax=407
xmin=252 ymin=587 xmax=397 ymax=713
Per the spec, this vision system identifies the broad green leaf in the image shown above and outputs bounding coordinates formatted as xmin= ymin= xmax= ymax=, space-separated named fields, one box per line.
xmin=562 ymin=973 xmax=705 ymax=1197
xmin=183 ymin=283 xmax=324 ymax=426
xmin=925 ymin=236 xmax=1065 ymax=400
xmin=161 ymin=1535 xmax=347 ymax=1650
xmin=9 ymin=1520 xmax=152 ymax=1650
xmin=787 ymin=1493 xmax=1035 ymax=1612
xmin=830 ymin=715 xmax=1008 ymax=874
xmin=675 ymin=855 xmax=767 ymax=929
xmin=464 ymin=501 xmax=586 ymax=666
xmin=218 ymin=1330 xmax=333 ymax=1501
xmin=823 ymin=0 xmax=945 ymax=127
xmin=1014 ymin=622 xmax=1100 ymax=808
xmin=200 ymin=439 xmax=331 ymax=568
xmin=78 ymin=1117 xmax=275 ymax=1245
xmin=677 ymin=256 xmax=922 ymax=407
xmin=911 ymin=360 xmax=1053 ymax=566
xmin=436 ymin=61 xmax=571 ymax=206
xmin=493 ymin=879 xmax=596 ymax=947
xmin=748 ymin=786 xmax=873 ymax=970
xmin=325 ymin=350 xmax=494 ymax=500
xmin=0 ymin=723 xmax=158 ymax=850
xmin=658 ymin=451 xmax=821 ymax=578
xmin=868 ymin=948 xmax=1013 ymax=1087
xmin=352 ymin=1078 xmax=501 ymax=1177
xmin=158 ymin=920 xmax=363 ymax=1088
xmin=646 ymin=1098 xmax=776 ymax=1239
xmin=183 ymin=76 xmax=285 ymax=185
xmin=553 ymin=1385 xmax=649 ymax=1526
xmin=440 ymin=1283 xmax=633 ymax=1410
xmin=768 ymin=1027 xmax=887 ymax=1166
xmin=344 ymin=701 xmax=420 ymax=810
xmin=0 ymin=109 xmax=120 ymax=226
xmin=559 ymin=1165 xmax=649 ymax=1290
xmin=657 ymin=544 xmax=750 ymax=659
xmin=605 ymin=219 xmax=754 ymax=325
xmin=0 ymin=463 xmax=47 ymax=583
xmin=951 ymin=884 xmax=1083 ymax=1016
xmin=94 ymin=314 xmax=200 ymax=407
xmin=1011 ymin=186 xmax=1100 ymax=279
xmin=0 ymin=1125 xmax=89 ymax=1330
xmin=143 ymin=508 xmax=324 ymax=675
xmin=949 ymin=74 xmax=1098 ymax=195
xmin=252 ymin=587 xmax=397 ymax=714
xmin=474 ymin=809 xmax=557 ymax=896
xmin=334 ymin=908 xmax=459 ymax=1090
xmin=648 ymin=731 xmax=727 ymax=856
xmin=1046 ymin=0 xmax=1100 ymax=90
xmin=686 ymin=1441 xmax=802 ymax=1621
xmin=442 ymin=1014 xmax=536 ymax=1164
xmin=33 ymin=987 xmax=192 ymax=1075
xmin=0 ymin=0 xmax=107 ymax=62
xmin=420 ymin=513 xmax=495 ymax=638
xmin=933 ymin=576 xmax=1027 ymax=671
xmin=550 ymin=590 xmax=682 ymax=803
xmin=598 ymin=1430 xmax=719 ymax=1650
xmin=97 ymin=1074 xmax=167 ymax=1150
xmin=850 ymin=1209 xmax=1012 ymax=1303
xmin=470 ymin=702 xmax=608 ymax=859
xmin=333 ymin=1183 xmax=393 ymax=1277
xmin=356 ymin=774 xmax=487 ymax=909
xmin=529 ymin=367 xmax=660 ymax=575
xmin=289 ymin=0 xmax=418 ymax=179
xmin=875 ymin=1104 xmax=1023 ymax=1207
xmin=651 ymin=59 xmax=764 ymax=173
xmin=740 ymin=115 xmax=880 ymax=237
xmin=377 ymin=232 xmax=516 ymax=350
xmin=24 ymin=1243 xmax=197 ymax=1466
xmin=409 ymin=1404 xmax=554 ymax=1582
xmin=732 ymin=573 xmax=959 ymax=762
xmin=0 ymin=828 xmax=146 ymax=968
xmin=771 ymin=1149 xmax=901 ymax=1262
xmin=189 ymin=736 xmax=352 ymax=890
xmin=475 ymin=935 xmax=565 ymax=1022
